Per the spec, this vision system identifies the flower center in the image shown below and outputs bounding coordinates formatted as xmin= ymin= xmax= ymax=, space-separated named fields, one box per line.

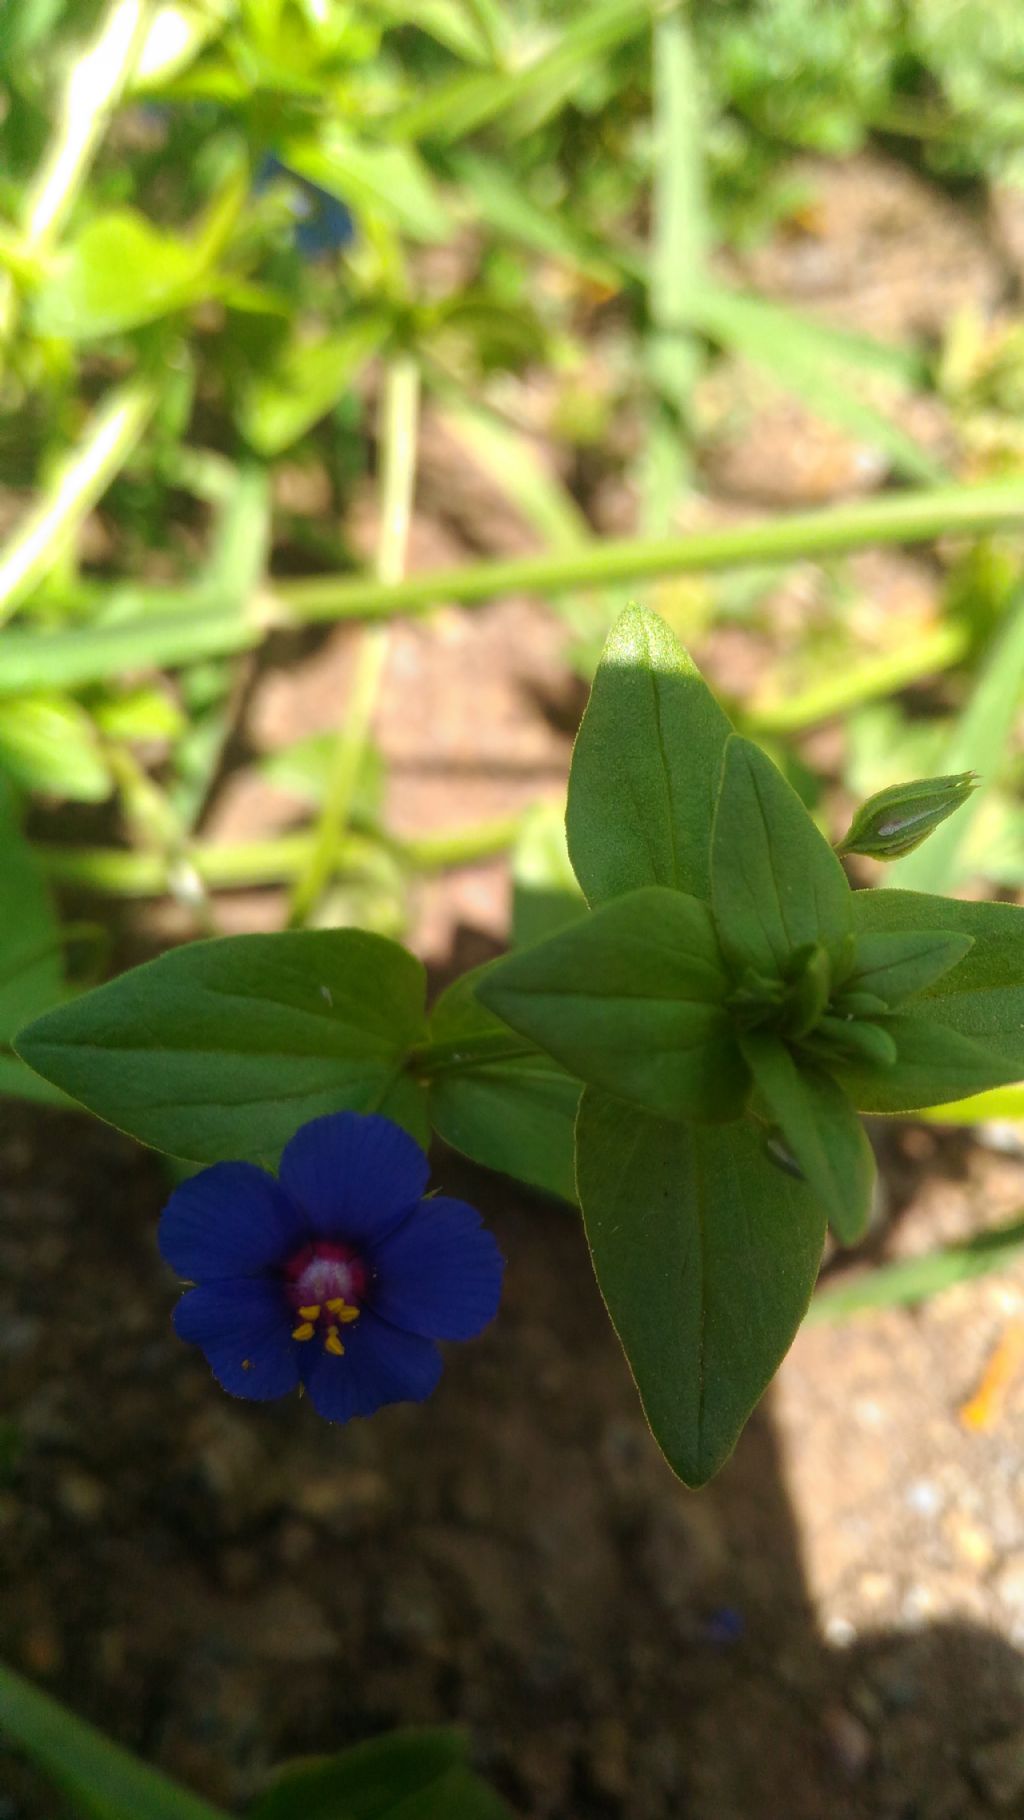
xmin=282 ymin=1241 xmax=367 ymax=1357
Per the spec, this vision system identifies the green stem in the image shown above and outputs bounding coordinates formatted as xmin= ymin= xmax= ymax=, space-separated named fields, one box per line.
xmin=33 ymin=812 xmax=524 ymax=897
xmin=745 ymin=622 xmax=970 ymax=733
xmin=287 ymin=355 xmax=420 ymax=928
xmin=0 ymin=379 xmax=157 ymax=625
xmin=273 ymin=478 xmax=1024 ymax=623
xmin=0 ymin=0 xmax=154 ymax=346
xmin=5 ymin=480 xmax=1024 ymax=694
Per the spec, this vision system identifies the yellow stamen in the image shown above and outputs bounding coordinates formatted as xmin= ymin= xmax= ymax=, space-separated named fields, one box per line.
xmin=326 ymin=1296 xmax=360 ymax=1323
xmin=325 ymin=1297 xmax=345 ymax=1313
xmin=324 ymin=1326 xmax=345 ymax=1357
xmin=338 ymin=1305 xmax=360 ymax=1324
xmin=292 ymin=1321 xmax=316 ymax=1341
xmin=298 ymin=1303 xmax=321 ymax=1321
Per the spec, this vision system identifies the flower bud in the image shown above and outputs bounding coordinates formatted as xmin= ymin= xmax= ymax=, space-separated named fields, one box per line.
xmin=836 ymin=772 xmax=977 ymax=862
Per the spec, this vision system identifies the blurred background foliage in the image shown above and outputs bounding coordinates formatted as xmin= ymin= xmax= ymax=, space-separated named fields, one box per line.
xmin=3 ymin=0 xmax=1024 ymax=1119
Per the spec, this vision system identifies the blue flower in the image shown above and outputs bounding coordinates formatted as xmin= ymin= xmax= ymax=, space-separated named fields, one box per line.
xmin=254 ymin=152 xmax=355 ymax=257
xmin=159 ymin=1113 xmax=503 ymax=1422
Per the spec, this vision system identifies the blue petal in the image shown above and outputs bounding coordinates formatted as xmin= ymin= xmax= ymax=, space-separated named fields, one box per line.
xmin=173 ymin=1280 xmax=299 ymax=1401
xmin=368 ymin=1197 xmax=504 ymax=1340
xmin=278 ymin=1113 xmax=429 ymax=1244
xmin=300 ymin=1309 xmax=441 ymax=1422
xmin=159 ymin=1162 xmax=304 ymax=1282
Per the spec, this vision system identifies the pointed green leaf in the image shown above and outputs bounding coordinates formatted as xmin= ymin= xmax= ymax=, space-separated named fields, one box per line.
xmin=850 ymin=889 xmax=1024 ymax=1092
xmin=251 ymin=1729 xmax=510 ymax=1820
xmin=478 ymin=886 xmax=748 ymax=1124
xmin=711 ymin=735 xmax=852 ymax=978
xmin=835 ymin=1012 xmax=1024 ymax=1115
xmin=566 ymin=604 xmax=733 ymax=906
xmin=576 ymin=1089 xmax=826 ymax=1487
xmin=427 ymin=968 xmax=578 ymax=1202
xmin=844 ymin=928 xmax=973 ymax=1007
xmin=739 ymin=1034 xmax=876 ymax=1244
xmin=15 ymin=932 xmax=428 ymax=1164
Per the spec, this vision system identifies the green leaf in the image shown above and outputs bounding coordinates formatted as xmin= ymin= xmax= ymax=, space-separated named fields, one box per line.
xmin=844 ymin=928 xmax=973 ymax=1007
xmin=282 ymin=136 xmax=451 ymax=241
xmin=478 ymin=886 xmax=748 ymax=1124
xmin=835 ymin=1011 xmax=1024 ymax=1115
xmin=711 ymin=734 xmax=852 ymax=978
xmin=32 ymin=210 xmax=211 ymax=341
xmin=849 ymin=888 xmax=1024 ymax=1101
xmin=576 ymin=1090 xmax=826 ymax=1487
xmin=809 ymin=1214 xmax=1024 ymax=1323
xmin=0 ymin=781 xmax=64 ymax=1048
xmin=0 ymin=1658 xmax=226 ymax=1820
xmin=238 ymin=316 xmax=389 ymax=456
xmin=739 ymin=1034 xmax=876 ymax=1244
xmin=15 ymin=931 xmax=428 ymax=1164
xmin=250 ymin=1729 xmax=510 ymax=1820
xmin=0 ymin=693 xmax=112 ymax=802
xmin=427 ymin=967 xmax=578 ymax=1203
xmin=886 ymin=580 xmax=1024 ymax=892
xmin=566 ymin=604 xmax=733 ymax=906
xmin=511 ymin=802 xmax=585 ymax=950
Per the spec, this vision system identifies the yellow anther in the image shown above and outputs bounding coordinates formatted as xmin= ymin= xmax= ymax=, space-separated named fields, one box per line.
xmin=325 ymin=1297 xmax=345 ymax=1313
xmin=326 ymin=1296 xmax=360 ymax=1323
xmin=338 ymin=1305 xmax=360 ymax=1324
xmin=324 ymin=1326 xmax=345 ymax=1357
xmin=292 ymin=1321 xmax=316 ymax=1341
xmin=298 ymin=1304 xmax=321 ymax=1321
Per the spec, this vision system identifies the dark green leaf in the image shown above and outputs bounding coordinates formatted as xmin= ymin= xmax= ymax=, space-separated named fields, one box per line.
xmin=16 ymin=932 xmax=427 ymax=1164
xmin=739 ymin=1034 xmax=875 ymax=1243
xmin=577 ymin=1089 xmax=826 ymax=1487
xmin=478 ymin=886 xmax=748 ymax=1124
xmin=835 ymin=1011 xmax=1024 ymax=1115
xmin=427 ymin=968 xmax=578 ymax=1203
xmin=0 ymin=1659 xmax=225 ymax=1820
xmin=566 ymin=604 xmax=733 ymax=906
xmin=250 ymin=1730 xmax=510 ymax=1820
xmin=0 ymin=780 xmax=64 ymax=1049
xmin=850 ymin=889 xmax=1024 ymax=1098
xmin=711 ymin=735 xmax=852 ymax=978
xmin=844 ymin=928 xmax=973 ymax=1006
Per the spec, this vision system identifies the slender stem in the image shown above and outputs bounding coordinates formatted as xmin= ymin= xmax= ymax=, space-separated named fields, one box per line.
xmin=5 ymin=480 xmax=1024 ymax=695
xmin=33 ymin=813 xmax=525 ymax=897
xmin=0 ymin=380 xmax=157 ymax=625
xmin=745 ymin=623 xmax=970 ymax=734
xmin=287 ymin=356 xmax=420 ymax=928
xmin=0 ymin=0 xmax=154 ymax=346
xmin=273 ymin=478 xmax=1024 ymax=623
xmin=106 ymin=745 xmax=219 ymax=933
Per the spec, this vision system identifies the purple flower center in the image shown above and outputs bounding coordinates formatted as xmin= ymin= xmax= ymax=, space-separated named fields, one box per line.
xmin=282 ymin=1240 xmax=369 ymax=1357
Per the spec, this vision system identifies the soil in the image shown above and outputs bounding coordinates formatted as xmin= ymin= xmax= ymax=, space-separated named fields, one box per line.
xmin=5 ymin=151 xmax=1024 ymax=1820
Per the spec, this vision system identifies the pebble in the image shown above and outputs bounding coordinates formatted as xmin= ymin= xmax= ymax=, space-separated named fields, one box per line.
xmin=822 ymin=1704 xmax=872 ymax=1780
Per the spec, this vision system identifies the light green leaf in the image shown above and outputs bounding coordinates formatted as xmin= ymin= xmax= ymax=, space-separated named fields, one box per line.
xmin=711 ymin=735 xmax=852 ymax=978
xmin=511 ymin=802 xmax=585 ymax=950
xmin=0 ymin=1658 xmax=226 ymax=1820
xmin=250 ymin=1728 xmax=510 ymax=1820
xmin=478 ymin=886 xmax=748 ymax=1124
xmin=32 ymin=209 xmax=210 ymax=341
xmin=566 ymin=604 xmax=733 ymax=906
xmin=739 ymin=1033 xmax=875 ymax=1243
xmin=577 ymin=1089 xmax=826 ymax=1486
xmin=427 ymin=967 xmax=578 ymax=1202
xmin=810 ymin=1214 xmax=1024 ymax=1322
xmin=15 ymin=931 xmax=428 ymax=1164
xmin=238 ymin=316 xmax=389 ymax=456
xmin=282 ymin=136 xmax=451 ymax=241
xmin=0 ymin=693 xmax=112 ymax=801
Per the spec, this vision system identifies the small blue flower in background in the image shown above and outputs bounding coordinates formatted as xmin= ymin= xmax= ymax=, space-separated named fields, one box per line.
xmin=159 ymin=1112 xmax=504 ymax=1422
xmin=254 ymin=152 xmax=355 ymax=258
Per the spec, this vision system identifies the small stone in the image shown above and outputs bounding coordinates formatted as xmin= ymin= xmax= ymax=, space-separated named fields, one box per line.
xmin=292 ymin=1466 xmax=390 ymax=1534
xmin=822 ymin=1704 xmax=872 ymax=1780
xmin=971 ymin=1731 xmax=1024 ymax=1808
xmin=945 ymin=1512 xmax=995 ymax=1573
xmin=996 ymin=1558 xmax=1024 ymax=1614
xmin=57 ymin=1469 xmax=106 ymax=1523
